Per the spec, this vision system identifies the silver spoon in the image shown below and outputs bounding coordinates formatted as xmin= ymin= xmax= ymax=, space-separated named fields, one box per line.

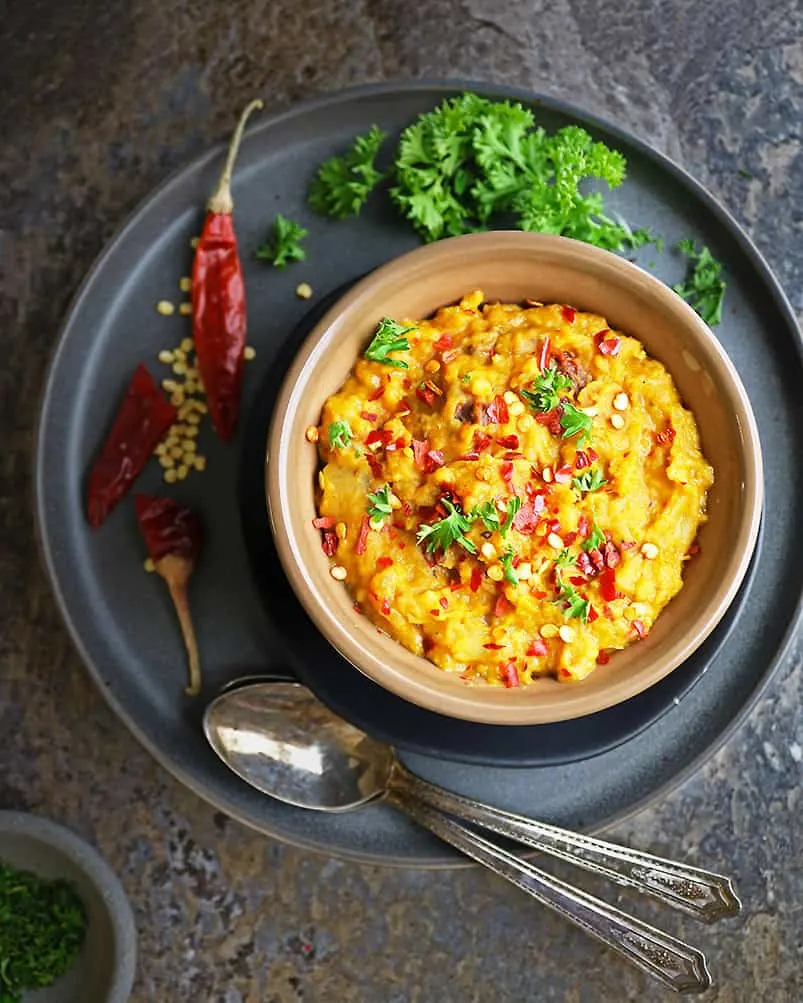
xmin=204 ymin=679 xmax=733 ymax=993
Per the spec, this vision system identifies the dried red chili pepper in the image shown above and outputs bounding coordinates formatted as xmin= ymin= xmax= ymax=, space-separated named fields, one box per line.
xmin=598 ymin=568 xmax=621 ymax=602
xmin=191 ymin=99 xmax=263 ymax=441
xmin=500 ymin=661 xmax=520 ymax=687
xmin=494 ymin=593 xmax=514 ymax=617
xmin=496 ymin=434 xmax=520 ymax=449
xmin=355 ymin=514 xmax=371 ymax=555
xmin=484 ymin=642 xmax=504 ymax=650
xmin=594 ymin=331 xmax=621 ymax=357
xmin=135 ymin=494 xmax=203 ymax=696
xmin=538 ymin=336 xmax=552 ymax=371
xmin=377 ymin=556 xmax=394 ymax=569
xmin=423 ymin=449 xmax=445 ymax=473
xmin=526 ymin=639 xmax=548 ymax=657
xmin=561 ymin=305 xmax=577 ymax=324
xmin=416 ymin=384 xmax=438 ymax=407
xmin=483 ymin=396 xmax=509 ymax=425
xmin=312 ymin=516 xmax=336 ymax=530
xmin=86 ymin=364 xmax=177 ymax=528
xmin=470 ymin=566 xmax=483 ymax=593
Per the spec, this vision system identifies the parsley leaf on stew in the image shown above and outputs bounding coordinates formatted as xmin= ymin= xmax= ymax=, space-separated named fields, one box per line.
xmin=471 ymin=500 xmax=501 ymax=533
xmin=573 ymin=467 xmax=607 ymax=493
xmin=501 ymin=496 xmax=521 ymax=535
xmin=255 ymin=214 xmax=308 ymax=269
xmin=582 ymin=520 xmax=606 ymax=551
xmin=416 ymin=499 xmax=477 ymax=555
xmin=367 ymin=484 xmax=393 ymax=520
xmin=673 ymin=239 xmax=726 ymax=326
xmin=559 ymin=402 xmax=593 ymax=446
xmin=553 ymin=550 xmax=590 ymax=623
xmin=328 ymin=421 xmax=353 ymax=449
xmin=554 ymin=547 xmax=575 ymax=571
xmin=308 ymin=125 xmax=387 ymax=219
xmin=364 ymin=318 xmax=414 ymax=369
xmin=520 ymin=365 xmax=573 ymax=413
xmin=501 ymin=547 xmax=518 ymax=585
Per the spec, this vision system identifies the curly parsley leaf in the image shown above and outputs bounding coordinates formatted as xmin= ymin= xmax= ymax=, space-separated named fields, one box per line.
xmin=471 ymin=500 xmax=501 ymax=533
xmin=501 ymin=496 xmax=521 ymax=535
xmin=520 ymin=365 xmax=573 ymax=413
xmin=553 ymin=550 xmax=590 ymax=622
xmin=416 ymin=499 xmax=477 ymax=555
xmin=501 ymin=547 xmax=518 ymax=585
xmin=367 ymin=484 xmax=393 ymax=521
xmin=559 ymin=403 xmax=593 ymax=446
xmin=328 ymin=420 xmax=353 ymax=449
xmin=673 ymin=240 xmax=726 ymax=326
xmin=364 ymin=318 xmax=413 ymax=369
xmin=255 ymin=214 xmax=308 ymax=268
xmin=573 ymin=467 xmax=607 ymax=494
xmin=308 ymin=125 xmax=387 ymax=219
xmin=582 ymin=520 xmax=606 ymax=551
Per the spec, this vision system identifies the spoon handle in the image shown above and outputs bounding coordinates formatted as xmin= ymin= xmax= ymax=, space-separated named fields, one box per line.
xmin=393 ymin=794 xmax=711 ymax=995
xmin=390 ymin=765 xmax=739 ymax=924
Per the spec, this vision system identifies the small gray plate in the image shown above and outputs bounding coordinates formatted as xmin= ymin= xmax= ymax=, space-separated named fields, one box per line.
xmin=0 ymin=812 xmax=136 ymax=1002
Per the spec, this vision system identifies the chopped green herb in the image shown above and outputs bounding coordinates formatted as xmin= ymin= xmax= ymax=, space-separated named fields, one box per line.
xmin=553 ymin=551 xmax=590 ymax=623
xmin=471 ymin=500 xmax=501 ymax=533
xmin=364 ymin=318 xmax=414 ymax=369
xmin=255 ymin=214 xmax=308 ymax=268
xmin=367 ymin=484 xmax=393 ymax=520
xmin=328 ymin=420 xmax=353 ymax=449
xmin=0 ymin=862 xmax=87 ymax=1002
xmin=460 ymin=372 xmax=472 ymax=384
xmin=308 ymin=125 xmax=387 ymax=219
xmin=573 ymin=467 xmax=607 ymax=494
xmin=582 ymin=520 xmax=606 ymax=551
xmin=673 ymin=239 xmax=726 ymax=326
xmin=520 ymin=365 xmax=573 ymax=413
xmin=501 ymin=495 xmax=522 ymax=535
xmin=554 ymin=548 xmax=575 ymax=571
xmin=501 ymin=547 xmax=518 ymax=585
xmin=416 ymin=499 xmax=477 ymax=555
xmin=559 ymin=403 xmax=593 ymax=446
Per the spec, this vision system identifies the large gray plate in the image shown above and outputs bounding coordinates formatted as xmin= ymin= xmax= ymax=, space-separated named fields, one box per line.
xmin=35 ymin=82 xmax=803 ymax=866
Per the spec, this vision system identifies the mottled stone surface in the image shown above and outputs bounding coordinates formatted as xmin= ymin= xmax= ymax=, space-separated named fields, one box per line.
xmin=1 ymin=0 xmax=802 ymax=1000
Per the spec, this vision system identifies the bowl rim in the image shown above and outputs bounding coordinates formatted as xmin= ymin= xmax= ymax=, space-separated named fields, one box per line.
xmin=0 ymin=810 xmax=137 ymax=1002
xmin=266 ymin=231 xmax=764 ymax=725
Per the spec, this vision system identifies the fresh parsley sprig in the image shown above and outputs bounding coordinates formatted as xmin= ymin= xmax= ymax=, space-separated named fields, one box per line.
xmin=559 ymin=403 xmax=593 ymax=446
xmin=328 ymin=421 xmax=353 ymax=449
xmin=367 ymin=484 xmax=393 ymax=521
xmin=308 ymin=125 xmax=387 ymax=219
xmin=553 ymin=548 xmax=590 ymax=623
xmin=416 ymin=499 xmax=477 ymax=555
xmin=673 ymin=239 xmax=726 ymax=326
xmin=582 ymin=520 xmax=606 ymax=551
xmin=255 ymin=214 xmax=308 ymax=268
xmin=364 ymin=318 xmax=414 ymax=369
xmin=573 ymin=468 xmax=607 ymax=494
xmin=520 ymin=366 xmax=573 ymax=413
xmin=470 ymin=496 xmax=521 ymax=536
xmin=500 ymin=547 xmax=518 ymax=585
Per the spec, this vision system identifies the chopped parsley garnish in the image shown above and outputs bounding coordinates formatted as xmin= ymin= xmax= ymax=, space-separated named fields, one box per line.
xmin=471 ymin=500 xmax=501 ymax=533
xmin=255 ymin=214 xmax=308 ymax=268
xmin=582 ymin=520 xmax=605 ymax=551
xmin=553 ymin=549 xmax=590 ymax=623
xmin=364 ymin=318 xmax=414 ymax=369
xmin=673 ymin=239 xmax=726 ymax=326
xmin=328 ymin=420 xmax=353 ymax=449
xmin=367 ymin=484 xmax=393 ymax=520
xmin=573 ymin=467 xmax=607 ymax=494
xmin=460 ymin=372 xmax=472 ymax=384
xmin=501 ymin=496 xmax=522 ymax=535
xmin=416 ymin=499 xmax=477 ymax=555
xmin=308 ymin=125 xmax=387 ymax=219
xmin=559 ymin=403 xmax=593 ymax=446
xmin=501 ymin=547 xmax=518 ymax=585
xmin=520 ymin=365 xmax=573 ymax=413
xmin=0 ymin=862 xmax=87 ymax=1001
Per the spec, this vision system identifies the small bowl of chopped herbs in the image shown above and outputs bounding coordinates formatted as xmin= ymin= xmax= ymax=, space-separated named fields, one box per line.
xmin=0 ymin=812 xmax=136 ymax=1003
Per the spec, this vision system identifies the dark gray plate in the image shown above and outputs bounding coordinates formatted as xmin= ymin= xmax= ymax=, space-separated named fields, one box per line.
xmin=35 ymin=82 xmax=803 ymax=866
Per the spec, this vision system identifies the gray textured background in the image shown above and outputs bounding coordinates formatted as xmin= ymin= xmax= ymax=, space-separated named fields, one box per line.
xmin=1 ymin=1 xmax=802 ymax=1000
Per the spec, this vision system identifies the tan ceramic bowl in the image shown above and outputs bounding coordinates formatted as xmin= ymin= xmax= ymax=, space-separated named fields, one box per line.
xmin=267 ymin=232 xmax=763 ymax=725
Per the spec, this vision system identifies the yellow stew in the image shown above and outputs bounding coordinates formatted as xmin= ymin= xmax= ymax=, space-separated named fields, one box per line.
xmin=312 ymin=291 xmax=713 ymax=687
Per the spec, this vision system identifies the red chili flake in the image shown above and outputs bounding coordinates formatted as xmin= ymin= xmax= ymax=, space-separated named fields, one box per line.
xmin=470 ymin=566 xmax=483 ymax=593
xmin=559 ymin=668 xmax=573 ymax=678
xmin=367 ymin=385 xmax=385 ymax=402
xmin=535 ymin=407 xmax=563 ymax=436
xmin=483 ymin=396 xmax=510 ymax=425
xmin=588 ymin=605 xmax=599 ymax=623
xmin=377 ymin=557 xmax=394 ymax=569
xmin=353 ymin=602 xmax=362 ymax=614
xmin=411 ymin=438 xmax=430 ymax=469
xmin=439 ymin=597 xmax=449 ymax=609
xmin=513 ymin=498 xmax=545 ymax=535
xmin=449 ymin=580 xmax=463 ymax=592
xmin=321 ymin=529 xmax=338 ymax=556
xmin=355 ymin=515 xmax=370 ymax=555
xmin=526 ymin=639 xmax=549 ymax=657
xmin=576 ymin=551 xmax=593 ymax=577
xmin=587 ymin=448 xmax=599 ymax=462
xmin=395 ymin=403 xmax=411 ymax=418
xmin=360 ymin=411 xmax=377 ymax=422
xmin=553 ymin=464 xmax=573 ymax=485
xmin=496 ymin=434 xmax=519 ymax=449
xmin=574 ymin=450 xmax=592 ymax=470
xmin=403 ymin=377 xmax=411 ymax=389
xmin=532 ymin=590 xmax=547 ymax=599
xmin=569 ymin=575 xmax=586 ymax=587
xmin=366 ymin=429 xmax=392 ymax=446
xmin=547 ymin=518 xmax=562 ymax=535
xmin=632 ymin=619 xmax=647 ymax=639
xmin=416 ymin=385 xmax=438 ymax=407
xmin=561 ymin=305 xmax=577 ymax=324
xmin=398 ymin=543 xmax=406 ymax=550
xmin=688 ymin=541 xmax=701 ymax=556
xmin=484 ymin=642 xmax=504 ymax=650
xmin=578 ymin=515 xmax=590 ymax=538
xmin=312 ymin=516 xmax=336 ymax=530
xmin=402 ymin=500 xmax=413 ymax=517
xmin=494 ymin=594 xmax=514 ymax=617
xmin=596 ymin=650 xmax=611 ymax=665
xmin=430 ymin=609 xmax=440 ymax=617
xmin=595 ymin=331 xmax=621 ymax=357
xmin=366 ymin=454 xmax=383 ymax=478
xmin=380 ymin=598 xmax=391 ymax=616
xmin=563 ymin=531 xmax=578 ymax=545
xmin=423 ymin=449 xmax=445 ymax=473
xmin=473 ymin=431 xmax=493 ymax=452
xmin=598 ymin=568 xmax=621 ymax=601
xmin=434 ymin=333 xmax=453 ymax=352
xmin=538 ymin=336 xmax=551 ymax=371
xmin=620 ymin=540 xmax=637 ymax=551
xmin=501 ymin=460 xmax=515 ymax=488
xmin=459 ymin=451 xmax=481 ymax=461
xmin=603 ymin=541 xmax=621 ymax=569
xmin=655 ymin=423 xmax=676 ymax=446
xmin=501 ymin=661 xmax=520 ymax=688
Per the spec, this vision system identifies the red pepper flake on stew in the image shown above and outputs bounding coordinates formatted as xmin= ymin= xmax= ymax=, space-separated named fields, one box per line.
xmin=312 ymin=516 xmax=336 ymax=530
xmin=416 ymin=383 xmax=439 ymax=407
xmin=354 ymin=515 xmax=371 ymax=555
xmin=538 ymin=336 xmax=551 ymax=371
xmin=470 ymin=566 xmax=483 ymax=593
xmin=561 ymin=305 xmax=577 ymax=324
xmin=632 ymin=619 xmax=647 ymax=639
xmin=484 ymin=642 xmax=504 ymax=650
xmin=501 ymin=460 xmax=515 ymax=489
xmin=380 ymin=599 xmax=391 ymax=616
xmin=496 ymin=434 xmax=519 ymax=449
xmin=535 ymin=407 xmax=563 ymax=436
xmin=596 ymin=650 xmax=611 ymax=665
xmin=360 ymin=411 xmax=377 ymax=422
xmin=494 ymin=594 xmax=515 ymax=617
xmin=366 ymin=454 xmax=383 ymax=478
xmin=473 ymin=431 xmax=493 ymax=452
xmin=377 ymin=556 xmax=394 ymax=569
xmin=526 ymin=639 xmax=548 ymax=657
xmin=367 ymin=385 xmax=385 ymax=402
xmin=366 ymin=429 xmax=393 ymax=446
xmin=500 ymin=661 xmax=520 ymax=687
xmin=320 ymin=529 xmax=338 ymax=557
xmin=553 ymin=464 xmax=573 ymax=485
xmin=423 ymin=449 xmax=445 ymax=473
xmin=598 ymin=568 xmax=621 ymax=602
xmin=655 ymin=423 xmax=676 ymax=446
xmin=434 ymin=333 xmax=453 ymax=352
xmin=483 ymin=396 xmax=509 ymax=425
xmin=594 ymin=331 xmax=621 ymax=357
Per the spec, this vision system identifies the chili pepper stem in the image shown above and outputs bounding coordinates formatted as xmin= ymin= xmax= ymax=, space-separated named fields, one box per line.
xmin=156 ymin=553 xmax=202 ymax=696
xmin=207 ymin=99 xmax=264 ymax=215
